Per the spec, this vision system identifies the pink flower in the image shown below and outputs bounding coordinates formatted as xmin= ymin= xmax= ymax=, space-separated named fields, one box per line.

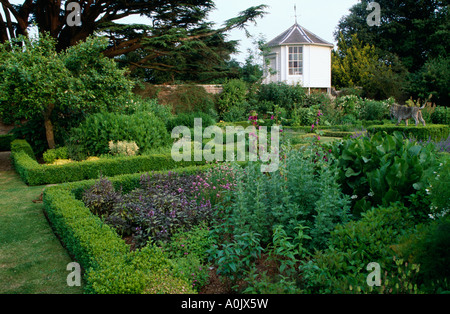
xmin=311 ymin=124 xmax=315 ymax=129
xmin=271 ymin=115 xmax=274 ymax=120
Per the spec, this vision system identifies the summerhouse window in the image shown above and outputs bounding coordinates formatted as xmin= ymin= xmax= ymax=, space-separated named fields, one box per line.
xmin=288 ymin=46 xmax=303 ymax=75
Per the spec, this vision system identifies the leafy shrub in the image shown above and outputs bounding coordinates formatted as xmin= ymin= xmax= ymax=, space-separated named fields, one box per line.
xmin=331 ymin=131 xmax=438 ymax=215
xmin=217 ymin=79 xmax=248 ymax=118
xmin=83 ymin=172 xmax=216 ymax=247
xmin=208 ymin=148 xmax=351 ymax=284
xmin=109 ymin=140 xmax=139 ymax=156
xmin=396 ymin=216 xmax=450 ymax=292
xmin=43 ymin=147 xmax=69 ymax=164
xmin=168 ymin=85 xmax=217 ymax=115
xmin=166 ymin=111 xmax=216 ymax=132
xmin=68 ymin=111 xmax=171 ymax=159
xmin=303 ymin=203 xmax=416 ymax=293
xmin=431 ymin=106 xmax=450 ymax=125
xmin=43 ymin=166 xmax=216 ymax=294
xmin=255 ymin=82 xmax=306 ymax=113
xmin=124 ymin=97 xmax=174 ymax=127
xmin=82 ymin=175 xmax=123 ymax=217
xmin=335 ymin=95 xmax=363 ymax=116
xmin=358 ymin=99 xmax=391 ymax=121
xmin=292 ymin=105 xmax=321 ymax=127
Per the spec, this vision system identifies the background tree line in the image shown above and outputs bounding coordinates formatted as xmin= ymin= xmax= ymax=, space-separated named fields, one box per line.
xmin=332 ymin=0 xmax=449 ymax=106
xmin=0 ymin=0 xmax=267 ymax=84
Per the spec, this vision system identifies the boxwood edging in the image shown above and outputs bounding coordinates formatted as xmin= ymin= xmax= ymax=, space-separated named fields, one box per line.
xmin=367 ymin=124 xmax=449 ymax=141
xmin=43 ymin=165 xmax=215 ymax=294
xmin=10 ymin=139 xmax=207 ymax=185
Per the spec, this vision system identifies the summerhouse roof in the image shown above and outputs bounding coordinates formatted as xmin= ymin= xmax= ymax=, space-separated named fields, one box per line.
xmin=266 ymin=23 xmax=333 ymax=47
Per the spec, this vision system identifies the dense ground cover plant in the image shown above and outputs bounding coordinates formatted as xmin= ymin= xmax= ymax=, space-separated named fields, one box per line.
xmin=330 ymin=131 xmax=438 ymax=216
xmin=302 ymin=203 xmax=417 ymax=293
xmin=83 ymin=172 xmax=214 ymax=247
xmin=207 ymin=148 xmax=351 ymax=289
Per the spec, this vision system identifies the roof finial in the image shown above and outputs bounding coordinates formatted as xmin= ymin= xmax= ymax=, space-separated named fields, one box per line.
xmin=294 ymin=4 xmax=298 ymax=24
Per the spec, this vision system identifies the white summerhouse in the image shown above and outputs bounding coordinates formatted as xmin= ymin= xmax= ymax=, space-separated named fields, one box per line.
xmin=262 ymin=22 xmax=333 ymax=93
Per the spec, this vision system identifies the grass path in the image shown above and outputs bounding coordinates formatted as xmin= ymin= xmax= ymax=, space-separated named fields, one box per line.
xmin=0 ymin=163 xmax=83 ymax=294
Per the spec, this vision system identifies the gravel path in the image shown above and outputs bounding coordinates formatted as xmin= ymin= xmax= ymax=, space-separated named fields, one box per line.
xmin=0 ymin=151 xmax=12 ymax=171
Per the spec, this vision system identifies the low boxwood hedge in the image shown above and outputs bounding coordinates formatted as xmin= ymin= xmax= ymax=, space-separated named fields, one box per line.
xmin=43 ymin=165 xmax=214 ymax=294
xmin=10 ymin=139 xmax=208 ymax=185
xmin=367 ymin=124 xmax=449 ymax=141
xmin=10 ymin=139 xmax=250 ymax=185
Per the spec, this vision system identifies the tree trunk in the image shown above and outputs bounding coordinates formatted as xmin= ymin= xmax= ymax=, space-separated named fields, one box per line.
xmin=43 ymin=103 xmax=56 ymax=149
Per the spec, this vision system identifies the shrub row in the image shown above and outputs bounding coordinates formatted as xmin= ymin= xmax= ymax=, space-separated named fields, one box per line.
xmin=10 ymin=139 xmax=207 ymax=185
xmin=367 ymin=124 xmax=449 ymax=141
xmin=305 ymin=203 xmax=416 ymax=293
xmin=43 ymin=165 xmax=212 ymax=293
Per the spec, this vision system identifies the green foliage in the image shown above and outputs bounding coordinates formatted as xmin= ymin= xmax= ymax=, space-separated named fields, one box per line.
xmin=217 ymin=79 xmax=248 ymax=118
xmin=10 ymin=139 xmax=207 ymax=185
xmin=255 ymin=82 xmax=306 ymax=113
xmin=43 ymin=147 xmax=69 ymax=164
xmin=332 ymin=34 xmax=407 ymax=100
xmin=124 ymin=97 xmax=174 ymax=127
xmin=0 ymin=34 xmax=134 ymax=149
xmin=336 ymin=0 xmax=447 ymax=73
xmin=396 ymin=216 xmax=450 ymax=292
xmin=42 ymin=167 xmax=220 ymax=294
xmin=331 ymin=131 xmax=438 ymax=215
xmin=208 ymin=149 xmax=350 ymax=285
xmin=10 ymin=139 xmax=35 ymax=160
xmin=358 ymin=99 xmax=391 ymax=121
xmin=292 ymin=105 xmax=321 ymax=127
xmin=431 ymin=107 xmax=450 ymax=125
xmin=304 ymin=203 xmax=416 ymax=293
xmin=167 ymin=85 xmax=217 ymax=115
xmin=429 ymin=158 xmax=450 ymax=216
xmin=68 ymin=111 xmax=170 ymax=158
xmin=409 ymin=56 xmax=450 ymax=107
xmin=166 ymin=111 xmax=216 ymax=131
xmin=367 ymin=124 xmax=450 ymax=142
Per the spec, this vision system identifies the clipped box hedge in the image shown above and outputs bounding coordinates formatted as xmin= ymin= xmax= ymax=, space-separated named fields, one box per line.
xmin=43 ymin=165 xmax=214 ymax=294
xmin=10 ymin=139 xmax=207 ymax=185
xmin=367 ymin=124 xmax=449 ymax=141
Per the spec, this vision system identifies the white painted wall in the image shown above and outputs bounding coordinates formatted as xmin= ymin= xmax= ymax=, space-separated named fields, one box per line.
xmin=263 ymin=44 xmax=331 ymax=90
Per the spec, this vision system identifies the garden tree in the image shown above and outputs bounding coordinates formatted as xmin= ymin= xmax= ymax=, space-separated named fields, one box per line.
xmin=332 ymin=33 xmax=408 ymax=100
xmin=0 ymin=34 xmax=134 ymax=149
xmin=336 ymin=0 xmax=449 ymax=72
xmin=408 ymin=56 xmax=450 ymax=107
xmin=0 ymin=0 xmax=267 ymax=83
xmin=335 ymin=0 xmax=448 ymax=104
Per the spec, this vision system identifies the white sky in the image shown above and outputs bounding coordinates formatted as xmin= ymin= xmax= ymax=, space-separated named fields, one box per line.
xmin=207 ymin=0 xmax=360 ymax=62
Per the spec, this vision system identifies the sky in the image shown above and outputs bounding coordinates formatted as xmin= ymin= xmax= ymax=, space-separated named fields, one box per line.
xmin=207 ymin=0 xmax=360 ymax=62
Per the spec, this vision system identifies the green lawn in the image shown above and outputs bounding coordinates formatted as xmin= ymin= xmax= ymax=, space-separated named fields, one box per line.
xmin=0 ymin=170 xmax=83 ymax=294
